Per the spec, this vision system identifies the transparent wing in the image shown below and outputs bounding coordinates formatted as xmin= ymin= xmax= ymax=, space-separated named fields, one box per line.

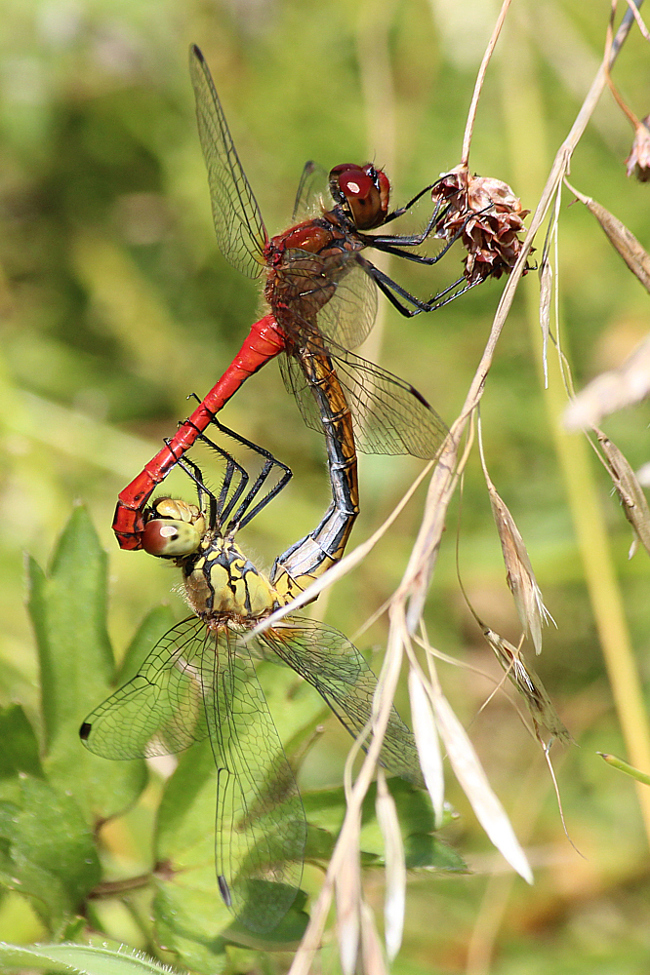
xmin=189 ymin=45 xmax=267 ymax=279
xmin=316 ymin=260 xmax=378 ymax=352
xmin=274 ymin=250 xmax=377 ymax=352
xmin=291 ymin=160 xmax=330 ymax=222
xmin=280 ymin=341 xmax=448 ymax=459
xmin=81 ymin=615 xmax=306 ymax=932
xmin=205 ymin=628 xmax=306 ymax=932
xmin=80 ymin=617 xmax=211 ymax=758
xmin=260 ymin=618 xmax=424 ymax=788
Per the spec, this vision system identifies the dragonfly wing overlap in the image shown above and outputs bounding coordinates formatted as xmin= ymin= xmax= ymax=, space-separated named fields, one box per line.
xmin=80 ymin=618 xmax=212 ymax=759
xmin=204 ymin=628 xmax=306 ymax=932
xmin=189 ymin=45 xmax=267 ymax=279
xmin=315 ymin=259 xmax=378 ymax=352
xmin=260 ymin=618 xmax=424 ymax=789
xmin=280 ymin=342 xmax=448 ymax=459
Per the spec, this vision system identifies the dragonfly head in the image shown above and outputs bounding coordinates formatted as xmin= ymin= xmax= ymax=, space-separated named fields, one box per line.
xmin=329 ymin=163 xmax=390 ymax=230
xmin=142 ymin=498 xmax=206 ymax=559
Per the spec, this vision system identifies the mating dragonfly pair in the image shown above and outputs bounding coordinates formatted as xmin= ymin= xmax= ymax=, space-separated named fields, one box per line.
xmin=81 ymin=45 xmax=477 ymax=933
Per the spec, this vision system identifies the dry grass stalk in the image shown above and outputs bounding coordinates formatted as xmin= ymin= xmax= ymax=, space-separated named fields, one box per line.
xmin=360 ymin=901 xmax=388 ymax=975
xmin=335 ymin=814 xmax=362 ymax=975
xmin=596 ymin=431 xmax=650 ymax=558
xmin=481 ymin=627 xmax=572 ymax=744
xmin=411 ymin=638 xmax=533 ymax=883
xmin=376 ymin=771 xmax=406 ymax=961
xmin=408 ymin=667 xmax=444 ymax=825
xmin=478 ymin=420 xmax=554 ymax=654
xmin=564 ymin=180 xmax=650 ymax=292
xmin=625 ymin=114 xmax=650 ymax=180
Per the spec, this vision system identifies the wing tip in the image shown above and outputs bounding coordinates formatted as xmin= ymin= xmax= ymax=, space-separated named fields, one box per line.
xmin=218 ymin=874 xmax=233 ymax=907
xmin=190 ymin=43 xmax=204 ymax=64
xmin=79 ymin=721 xmax=92 ymax=742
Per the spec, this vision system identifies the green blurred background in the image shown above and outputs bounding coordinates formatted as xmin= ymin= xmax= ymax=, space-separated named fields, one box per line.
xmin=2 ymin=0 xmax=650 ymax=971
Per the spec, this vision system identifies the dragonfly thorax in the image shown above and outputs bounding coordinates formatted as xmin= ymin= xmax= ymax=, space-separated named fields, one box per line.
xmin=183 ymin=536 xmax=277 ymax=621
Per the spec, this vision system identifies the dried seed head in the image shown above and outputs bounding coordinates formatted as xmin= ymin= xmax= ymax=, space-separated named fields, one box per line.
xmin=626 ymin=115 xmax=650 ymax=182
xmin=431 ymin=165 xmax=530 ymax=283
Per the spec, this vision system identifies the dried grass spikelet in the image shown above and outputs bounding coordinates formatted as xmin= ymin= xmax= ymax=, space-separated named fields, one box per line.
xmin=375 ymin=772 xmax=406 ymax=963
xmin=626 ymin=114 xmax=650 ymax=182
xmin=431 ymin=164 xmax=530 ymax=283
xmin=335 ymin=817 xmax=361 ymax=975
xmin=487 ymin=479 xmax=554 ymax=654
xmin=597 ymin=431 xmax=650 ymax=560
xmin=482 ymin=626 xmax=572 ymax=744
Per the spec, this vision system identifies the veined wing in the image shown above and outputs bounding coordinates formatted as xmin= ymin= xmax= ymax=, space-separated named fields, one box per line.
xmin=189 ymin=44 xmax=268 ymax=279
xmin=80 ymin=617 xmax=211 ymax=758
xmin=291 ymin=160 xmax=330 ymax=222
xmin=276 ymin=250 xmax=377 ymax=352
xmin=204 ymin=628 xmax=306 ymax=932
xmin=259 ymin=618 xmax=424 ymax=789
xmin=280 ymin=340 xmax=448 ymax=459
xmin=316 ymin=259 xmax=378 ymax=352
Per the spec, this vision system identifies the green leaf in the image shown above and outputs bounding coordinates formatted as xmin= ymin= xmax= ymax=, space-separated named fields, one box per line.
xmin=117 ymin=605 xmax=176 ymax=685
xmin=404 ymin=832 xmax=467 ymax=871
xmin=27 ymin=507 xmax=147 ymax=822
xmin=0 ymin=941 xmax=181 ymax=974
xmin=0 ymin=775 xmax=100 ymax=926
xmin=0 ymin=705 xmax=43 ymax=780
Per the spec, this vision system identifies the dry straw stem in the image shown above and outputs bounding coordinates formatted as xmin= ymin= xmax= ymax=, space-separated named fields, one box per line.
xmin=375 ymin=771 xmax=407 ymax=961
xmin=407 ymin=635 xmax=533 ymax=884
xmin=405 ymin=1 xmax=640 ymax=628
xmin=563 ymin=180 xmax=650 ymax=293
xmin=477 ymin=416 xmax=554 ymax=655
xmin=460 ymin=0 xmax=513 ymax=167
xmin=564 ymin=328 xmax=650 ymax=428
xmin=595 ymin=431 xmax=650 ymax=559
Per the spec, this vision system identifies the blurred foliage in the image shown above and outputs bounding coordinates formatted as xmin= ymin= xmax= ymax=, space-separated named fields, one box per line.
xmin=1 ymin=0 xmax=650 ymax=972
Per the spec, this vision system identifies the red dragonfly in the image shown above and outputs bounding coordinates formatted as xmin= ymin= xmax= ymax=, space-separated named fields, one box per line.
xmin=113 ymin=44 xmax=459 ymax=550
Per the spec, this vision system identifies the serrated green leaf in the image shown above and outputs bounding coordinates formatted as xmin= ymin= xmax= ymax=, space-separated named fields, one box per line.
xmin=0 ymin=940 xmax=181 ymax=974
xmin=0 ymin=775 xmax=100 ymax=926
xmin=27 ymin=508 xmax=147 ymax=822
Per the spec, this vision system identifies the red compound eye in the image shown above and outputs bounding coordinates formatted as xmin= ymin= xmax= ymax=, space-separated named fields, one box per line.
xmin=142 ymin=519 xmax=180 ymax=556
xmin=329 ymin=163 xmax=390 ymax=229
xmin=142 ymin=519 xmax=201 ymax=558
xmin=338 ymin=168 xmax=375 ymax=201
